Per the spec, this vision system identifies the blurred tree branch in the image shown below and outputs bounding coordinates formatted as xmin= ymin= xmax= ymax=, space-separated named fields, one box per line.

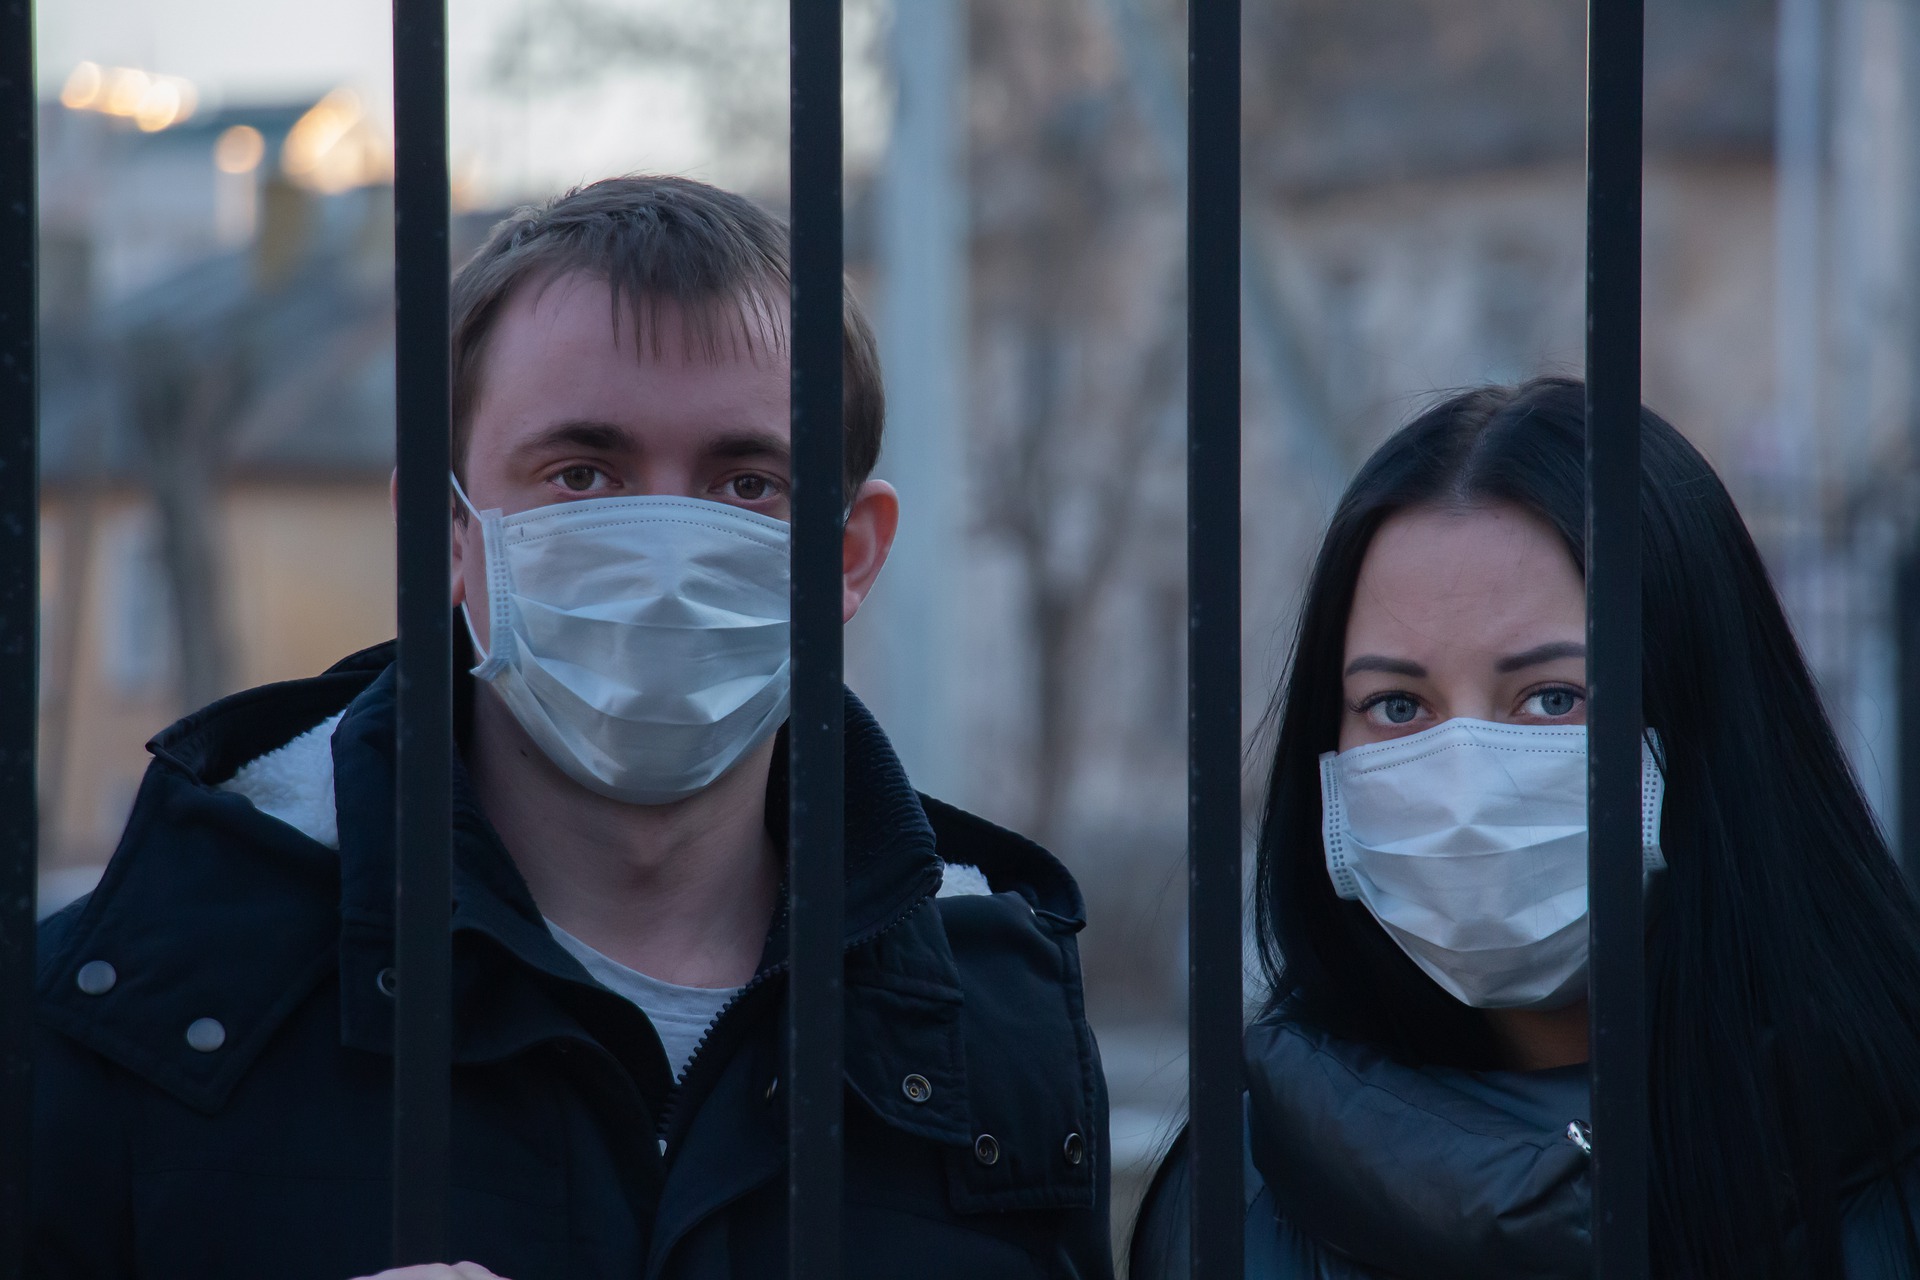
xmin=485 ymin=0 xmax=888 ymax=182
xmin=969 ymin=0 xmax=1191 ymax=837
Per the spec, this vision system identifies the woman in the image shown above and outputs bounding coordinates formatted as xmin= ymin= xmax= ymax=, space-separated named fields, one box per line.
xmin=1132 ymin=378 xmax=1920 ymax=1278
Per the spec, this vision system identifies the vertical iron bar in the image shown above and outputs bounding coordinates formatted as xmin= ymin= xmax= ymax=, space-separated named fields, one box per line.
xmin=1899 ymin=543 xmax=1919 ymax=877
xmin=788 ymin=2 xmax=845 ymax=1277
xmin=390 ymin=0 xmax=454 ymax=1262
xmin=0 ymin=0 xmax=36 ymax=1274
xmin=1585 ymin=0 xmax=1648 ymax=1275
xmin=1187 ymin=1 xmax=1243 ymax=1277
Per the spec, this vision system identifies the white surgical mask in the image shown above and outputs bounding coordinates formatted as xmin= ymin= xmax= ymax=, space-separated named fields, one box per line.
xmin=1319 ymin=719 xmax=1665 ymax=1010
xmin=454 ymin=477 xmax=792 ymax=805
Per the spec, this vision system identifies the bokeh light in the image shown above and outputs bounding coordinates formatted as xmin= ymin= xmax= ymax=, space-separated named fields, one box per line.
xmin=212 ymin=124 xmax=265 ymax=174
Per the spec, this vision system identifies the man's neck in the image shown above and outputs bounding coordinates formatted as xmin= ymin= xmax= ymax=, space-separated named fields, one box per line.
xmin=466 ymin=688 xmax=780 ymax=989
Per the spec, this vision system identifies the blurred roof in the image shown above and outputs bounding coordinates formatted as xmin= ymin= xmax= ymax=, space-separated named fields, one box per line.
xmin=41 ymin=182 xmax=507 ymax=487
xmin=1246 ymin=0 xmax=1775 ymax=195
xmin=40 ymin=186 xmax=398 ymax=485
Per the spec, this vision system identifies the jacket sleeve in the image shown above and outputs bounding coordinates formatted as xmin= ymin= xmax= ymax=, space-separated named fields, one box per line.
xmin=1840 ymin=1157 xmax=1920 ymax=1278
xmin=31 ymin=1024 xmax=137 ymax=1279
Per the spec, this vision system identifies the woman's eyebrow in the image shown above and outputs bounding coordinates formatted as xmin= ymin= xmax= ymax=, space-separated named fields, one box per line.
xmin=1343 ymin=655 xmax=1428 ymax=678
xmin=1496 ymin=640 xmax=1587 ymax=673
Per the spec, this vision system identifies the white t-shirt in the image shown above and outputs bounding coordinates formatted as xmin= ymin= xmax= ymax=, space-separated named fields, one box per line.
xmin=546 ymin=920 xmax=742 ymax=1081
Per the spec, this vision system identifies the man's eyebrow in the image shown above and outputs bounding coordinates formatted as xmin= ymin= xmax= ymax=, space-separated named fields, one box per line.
xmin=704 ymin=430 xmax=791 ymax=466
xmin=1343 ymin=655 xmax=1429 ymax=679
xmin=1496 ymin=641 xmax=1587 ymax=674
xmin=509 ymin=419 xmax=638 ymax=458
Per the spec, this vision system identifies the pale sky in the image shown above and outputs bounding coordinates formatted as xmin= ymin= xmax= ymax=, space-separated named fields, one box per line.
xmin=34 ymin=0 xmax=889 ymax=203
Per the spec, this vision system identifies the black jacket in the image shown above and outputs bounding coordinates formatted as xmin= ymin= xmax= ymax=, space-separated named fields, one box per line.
xmin=1132 ymin=1014 xmax=1920 ymax=1279
xmin=34 ymin=644 xmax=1113 ymax=1279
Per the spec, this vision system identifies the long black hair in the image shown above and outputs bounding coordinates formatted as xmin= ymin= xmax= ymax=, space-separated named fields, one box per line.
xmin=1255 ymin=377 xmax=1920 ymax=1276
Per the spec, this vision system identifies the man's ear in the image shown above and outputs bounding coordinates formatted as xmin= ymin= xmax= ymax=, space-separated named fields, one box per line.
xmin=412 ymin=468 xmax=472 ymax=610
xmin=841 ymin=478 xmax=900 ymax=623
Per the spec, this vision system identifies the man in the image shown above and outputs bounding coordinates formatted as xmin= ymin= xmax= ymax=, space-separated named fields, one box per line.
xmin=33 ymin=176 xmax=1113 ymax=1279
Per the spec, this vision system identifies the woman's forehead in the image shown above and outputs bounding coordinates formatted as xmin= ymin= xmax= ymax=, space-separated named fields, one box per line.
xmin=1344 ymin=503 xmax=1584 ymax=667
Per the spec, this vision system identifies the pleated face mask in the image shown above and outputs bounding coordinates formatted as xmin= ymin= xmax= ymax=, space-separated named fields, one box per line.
xmin=455 ymin=477 xmax=792 ymax=805
xmin=1319 ymin=719 xmax=1665 ymax=1009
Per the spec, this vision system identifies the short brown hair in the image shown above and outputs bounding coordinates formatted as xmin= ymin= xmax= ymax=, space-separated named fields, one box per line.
xmin=450 ymin=175 xmax=884 ymax=492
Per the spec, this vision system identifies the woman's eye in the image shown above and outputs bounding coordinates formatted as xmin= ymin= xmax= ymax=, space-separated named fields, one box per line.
xmin=557 ymin=465 xmax=601 ymax=492
xmin=1524 ymin=687 xmax=1584 ymax=718
xmin=1369 ymin=694 xmax=1420 ymax=726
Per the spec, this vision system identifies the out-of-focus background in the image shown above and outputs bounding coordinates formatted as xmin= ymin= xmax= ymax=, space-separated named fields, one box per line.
xmin=30 ymin=0 xmax=1920 ymax=1259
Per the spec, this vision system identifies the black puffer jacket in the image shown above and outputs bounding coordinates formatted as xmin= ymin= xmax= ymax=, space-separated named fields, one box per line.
xmin=1132 ymin=1013 xmax=1920 ymax=1279
xmin=34 ymin=644 xmax=1113 ymax=1279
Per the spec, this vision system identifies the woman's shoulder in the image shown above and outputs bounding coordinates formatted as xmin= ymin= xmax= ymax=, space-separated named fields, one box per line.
xmin=1127 ymin=1110 xmax=1378 ymax=1280
xmin=1838 ymin=1136 xmax=1920 ymax=1277
xmin=1126 ymin=1124 xmax=1193 ymax=1280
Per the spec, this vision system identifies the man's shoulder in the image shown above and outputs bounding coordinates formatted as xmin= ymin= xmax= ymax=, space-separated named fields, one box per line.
xmin=857 ymin=797 xmax=1105 ymax=1218
xmin=919 ymin=795 xmax=1085 ymax=935
xmin=915 ymin=796 xmax=1095 ymax=1063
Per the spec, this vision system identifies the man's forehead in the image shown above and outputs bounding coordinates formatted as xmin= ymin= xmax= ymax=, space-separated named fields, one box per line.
xmin=507 ymin=267 xmax=789 ymax=368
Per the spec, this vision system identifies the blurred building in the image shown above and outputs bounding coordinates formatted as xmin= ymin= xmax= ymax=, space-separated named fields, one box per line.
xmin=36 ymin=83 xmax=406 ymax=886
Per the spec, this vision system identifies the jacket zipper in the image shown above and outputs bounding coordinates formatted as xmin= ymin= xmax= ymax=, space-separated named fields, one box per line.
xmin=652 ymin=872 xmax=942 ymax=1158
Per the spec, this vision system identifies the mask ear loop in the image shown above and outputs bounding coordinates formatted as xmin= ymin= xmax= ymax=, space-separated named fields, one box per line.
xmin=1640 ymin=729 xmax=1668 ymax=876
xmin=450 ymin=473 xmax=511 ymax=679
xmin=1320 ymin=753 xmax=1363 ymax=900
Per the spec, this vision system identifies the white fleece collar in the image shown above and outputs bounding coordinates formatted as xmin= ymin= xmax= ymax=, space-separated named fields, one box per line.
xmin=216 ymin=714 xmax=990 ymax=897
xmin=218 ymin=712 xmax=345 ymax=850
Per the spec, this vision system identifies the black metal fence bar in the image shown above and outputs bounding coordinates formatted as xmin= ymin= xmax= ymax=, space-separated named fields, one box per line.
xmin=1187 ymin=1 xmax=1244 ymax=1277
xmin=1901 ymin=545 xmax=1920 ymax=877
xmin=390 ymin=0 xmax=455 ymax=1262
xmin=0 ymin=1 xmax=37 ymax=1275
xmin=1584 ymin=0 xmax=1648 ymax=1274
xmin=787 ymin=2 xmax=846 ymax=1277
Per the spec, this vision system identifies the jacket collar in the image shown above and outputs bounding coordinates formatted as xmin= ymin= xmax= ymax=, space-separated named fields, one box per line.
xmin=40 ymin=642 xmax=951 ymax=1112
xmin=1243 ymin=1013 xmax=1594 ymax=1280
xmin=321 ymin=645 xmax=945 ymax=957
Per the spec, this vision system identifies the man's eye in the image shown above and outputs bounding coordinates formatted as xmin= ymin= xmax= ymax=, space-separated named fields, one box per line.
xmin=728 ymin=475 xmax=772 ymax=501
xmin=1524 ymin=687 xmax=1584 ymax=718
xmin=558 ymin=466 xmax=600 ymax=492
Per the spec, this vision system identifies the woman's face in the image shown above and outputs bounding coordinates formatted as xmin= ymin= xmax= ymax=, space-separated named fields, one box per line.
xmin=1339 ymin=503 xmax=1588 ymax=752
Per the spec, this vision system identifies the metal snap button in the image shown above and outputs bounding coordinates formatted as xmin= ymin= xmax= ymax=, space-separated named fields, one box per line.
xmin=185 ymin=1018 xmax=227 ymax=1053
xmin=75 ymin=960 xmax=117 ymax=996
xmin=902 ymin=1073 xmax=932 ymax=1104
xmin=973 ymin=1133 xmax=1000 ymax=1166
xmin=376 ymin=967 xmax=398 ymax=997
xmin=1063 ymin=1131 xmax=1085 ymax=1165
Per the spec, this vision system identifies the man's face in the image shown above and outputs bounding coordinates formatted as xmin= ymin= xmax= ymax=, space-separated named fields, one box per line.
xmin=451 ymin=271 xmax=795 ymax=651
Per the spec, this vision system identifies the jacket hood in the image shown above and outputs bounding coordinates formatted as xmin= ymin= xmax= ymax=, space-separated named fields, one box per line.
xmin=1243 ymin=1013 xmax=1593 ymax=1280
